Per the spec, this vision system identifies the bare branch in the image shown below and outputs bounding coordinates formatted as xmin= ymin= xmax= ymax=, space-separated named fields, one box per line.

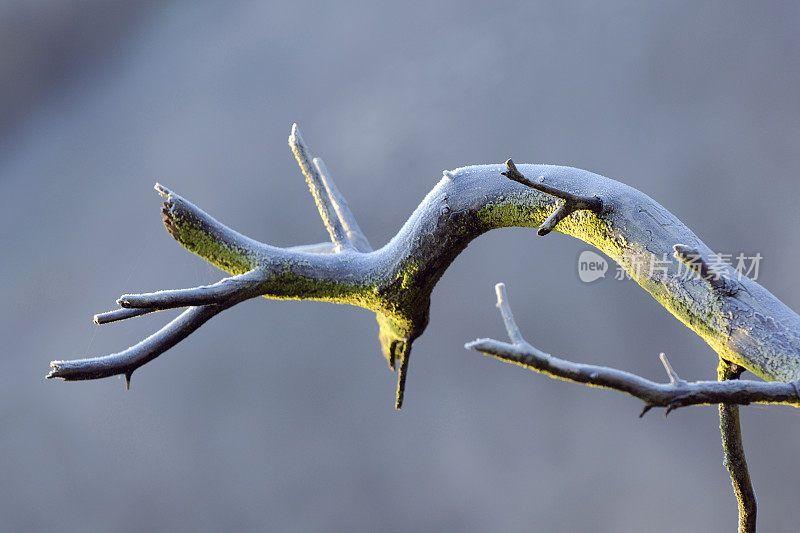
xmin=467 ymin=283 xmax=800 ymax=413
xmin=156 ymin=183 xmax=269 ymax=275
xmin=117 ymin=269 xmax=263 ymax=310
xmin=718 ymin=360 xmax=757 ymax=533
xmin=51 ymin=126 xmax=800 ymax=410
xmin=49 ymin=304 xmax=226 ymax=388
xmin=289 ymin=124 xmax=352 ymax=251
xmin=502 ymin=158 xmax=602 ymax=236
xmin=313 ymin=157 xmax=372 ymax=253
xmin=94 ymin=307 xmax=157 ymax=324
xmin=659 ymin=352 xmax=686 ymax=385
xmin=494 ymin=282 xmax=527 ymax=346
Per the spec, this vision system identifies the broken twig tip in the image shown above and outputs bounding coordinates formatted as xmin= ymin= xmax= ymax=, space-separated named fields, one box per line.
xmin=154 ymin=183 xmax=171 ymax=197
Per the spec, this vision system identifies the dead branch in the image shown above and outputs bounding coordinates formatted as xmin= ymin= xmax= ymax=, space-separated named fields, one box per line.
xmin=467 ymin=283 xmax=800 ymax=414
xmin=49 ymin=124 xmax=800 ymax=411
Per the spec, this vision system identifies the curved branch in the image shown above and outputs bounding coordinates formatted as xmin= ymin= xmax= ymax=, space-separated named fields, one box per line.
xmin=50 ymin=124 xmax=800 ymax=409
xmin=49 ymin=304 xmax=225 ymax=388
xmin=466 ymin=284 xmax=800 ymax=413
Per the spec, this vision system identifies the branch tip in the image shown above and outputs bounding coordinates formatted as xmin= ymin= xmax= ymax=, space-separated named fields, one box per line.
xmin=493 ymin=283 xmax=526 ymax=346
xmin=289 ymin=124 xmax=369 ymax=251
xmin=659 ymin=352 xmax=685 ymax=385
xmin=94 ymin=307 xmax=156 ymax=324
xmin=154 ymin=182 xmax=170 ymax=197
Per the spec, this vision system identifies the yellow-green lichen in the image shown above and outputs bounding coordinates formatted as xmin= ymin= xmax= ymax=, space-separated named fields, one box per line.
xmin=171 ymin=217 xmax=256 ymax=276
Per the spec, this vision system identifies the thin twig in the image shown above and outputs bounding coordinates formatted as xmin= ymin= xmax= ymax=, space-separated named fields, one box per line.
xmin=117 ymin=269 xmax=262 ymax=310
xmin=467 ymin=283 xmax=800 ymax=412
xmin=49 ymin=304 xmax=226 ymax=388
xmin=289 ymin=124 xmax=352 ymax=250
xmin=395 ymin=342 xmax=411 ymax=410
xmin=94 ymin=307 xmax=157 ymax=324
xmin=494 ymin=282 xmax=526 ymax=346
xmin=313 ymin=157 xmax=372 ymax=252
xmin=718 ymin=359 xmax=757 ymax=533
xmin=501 ymin=159 xmax=602 ymax=236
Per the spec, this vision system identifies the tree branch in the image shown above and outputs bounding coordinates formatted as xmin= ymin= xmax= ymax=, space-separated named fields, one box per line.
xmin=466 ymin=283 xmax=800 ymax=413
xmin=718 ymin=359 xmax=757 ymax=533
xmin=49 ymin=125 xmax=800 ymax=412
xmin=288 ymin=124 xmax=371 ymax=252
xmin=93 ymin=307 xmax=157 ymax=325
xmin=502 ymin=158 xmax=602 ymax=235
xmin=50 ymin=304 xmax=226 ymax=388
xmin=117 ymin=269 xmax=263 ymax=310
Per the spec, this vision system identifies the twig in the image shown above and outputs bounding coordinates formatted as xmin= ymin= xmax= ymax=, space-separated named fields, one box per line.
xmin=312 ymin=157 xmax=372 ymax=252
xmin=718 ymin=359 xmax=757 ymax=533
xmin=117 ymin=269 xmax=263 ymax=310
xmin=94 ymin=307 xmax=157 ymax=324
xmin=395 ymin=342 xmax=411 ymax=410
xmin=501 ymin=159 xmax=602 ymax=236
xmin=49 ymin=304 xmax=226 ymax=388
xmin=289 ymin=124 xmax=365 ymax=251
xmin=467 ymin=283 xmax=800 ymax=413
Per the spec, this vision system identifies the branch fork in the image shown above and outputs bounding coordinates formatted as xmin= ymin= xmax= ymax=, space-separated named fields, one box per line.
xmin=467 ymin=283 xmax=800 ymax=414
xmin=49 ymin=130 xmax=800 ymax=410
xmin=502 ymin=159 xmax=602 ymax=236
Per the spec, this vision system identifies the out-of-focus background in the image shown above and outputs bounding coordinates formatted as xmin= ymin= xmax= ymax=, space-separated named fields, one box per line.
xmin=2 ymin=1 xmax=799 ymax=531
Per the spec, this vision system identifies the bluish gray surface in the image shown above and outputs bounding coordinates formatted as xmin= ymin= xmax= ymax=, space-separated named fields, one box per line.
xmin=2 ymin=1 xmax=800 ymax=531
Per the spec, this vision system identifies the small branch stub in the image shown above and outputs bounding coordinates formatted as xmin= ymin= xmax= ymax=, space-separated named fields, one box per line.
xmin=501 ymin=159 xmax=602 ymax=236
xmin=673 ymin=244 xmax=738 ymax=296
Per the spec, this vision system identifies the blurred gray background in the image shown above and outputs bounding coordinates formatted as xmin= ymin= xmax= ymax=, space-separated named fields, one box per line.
xmin=2 ymin=1 xmax=800 ymax=531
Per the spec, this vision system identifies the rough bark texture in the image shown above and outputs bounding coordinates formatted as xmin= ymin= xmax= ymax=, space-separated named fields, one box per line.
xmin=47 ymin=127 xmax=800 ymax=530
xmin=50 ymin=161 xmax=800 ymax=394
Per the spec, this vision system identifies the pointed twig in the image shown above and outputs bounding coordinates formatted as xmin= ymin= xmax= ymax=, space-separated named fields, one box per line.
xmin=395 ymin=342 xmax=411 ymax=410
xmin=659 ymin=352 xmax=686 ymax=385
xmin=117 ymin=269 xmax=263 ymax=310
xmin=501 ymin=159 xmax=602 ymax=236
xmin=289 ymin=124 xmax=353 ymax=251
xmin=674 ymin=244 xmax=738 ymax=295
xmin=494 ymin=283 xmax=526 ymax=346
xmin=48 ymin=304 xmax=226 ymax=384
xmin=313 ymin=157 xmax=372 ymax=252
xmin=467 ymin=283 xmax=800 ymax=412
xmin=718 ymin=360 xmax=757 ymax=533
xmin=94 ymin=307 xmax=158 ymax=324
